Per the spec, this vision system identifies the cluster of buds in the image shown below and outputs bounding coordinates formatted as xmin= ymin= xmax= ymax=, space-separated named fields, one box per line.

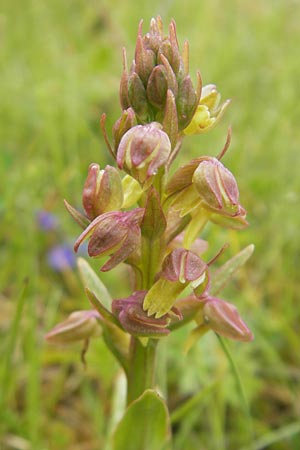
xmin=118 ymin=18 xmax=201 ymax=137
xmin=47 ymin=17 xmax=253 ymax=355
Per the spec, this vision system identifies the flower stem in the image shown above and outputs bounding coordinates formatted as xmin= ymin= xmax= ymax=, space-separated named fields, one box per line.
xmin=141 ymin=237 xmax=162 ymax=289
xmin=126 ymin=173 xmax=166 ymax=404
xmin=183 ymin=206 xmax=208 ymax=248
xmin=126 ymin=337 xmax=158 ymax=405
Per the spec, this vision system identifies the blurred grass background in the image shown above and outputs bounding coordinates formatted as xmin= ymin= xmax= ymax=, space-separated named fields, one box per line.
xmin=1 ymin=0 xmax=300 ymax=449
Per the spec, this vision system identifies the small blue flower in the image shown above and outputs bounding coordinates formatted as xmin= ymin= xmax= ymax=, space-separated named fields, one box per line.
xmin=47 ymin=245 xmax=76 ymax=271
xmin=36 ymin=210 xmax=59 ymax=231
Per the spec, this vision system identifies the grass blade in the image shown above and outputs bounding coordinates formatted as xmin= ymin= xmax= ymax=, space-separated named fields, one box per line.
xmin=0 ymin=279 xmax=28 ymax=415
xmin=239 ymin=421 xmax=300 ymax=450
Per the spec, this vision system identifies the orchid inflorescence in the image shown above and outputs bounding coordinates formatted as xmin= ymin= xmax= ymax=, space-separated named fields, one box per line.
xmin=46 ymin=16 xmax=253 ymax=389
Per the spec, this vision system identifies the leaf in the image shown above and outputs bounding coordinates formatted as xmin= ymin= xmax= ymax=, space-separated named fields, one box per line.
xmin=112 ymin=389 xmax=171 ymax=450
xmin=64 ymin=199 xmax=90 ymax=229
xmin=210 ymin=244 xmax=254 ymax=296
xmin=85 ymin=288 xmax=119 ymax=328
xmin=0 ymin=279 xmax=28 ymax=410
xmin=84 ymin=288 xmax=130 ymax=374
xmin=77 ymin=257 xmax=112 ymax=310
xmin=105 ymin=372 xmax=127 ymax=447
xmin=216 ymin=335 xmax=254 ymax=442
xmin=239 ymin=421 xmax=300 ymax=450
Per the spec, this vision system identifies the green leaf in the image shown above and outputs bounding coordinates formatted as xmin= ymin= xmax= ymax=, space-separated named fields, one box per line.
xmin=105 ymin=372 xmax=127 ymax=450
xmin=0 ymin=279 xmax=28 ymax=411
xmin=77 ymin=257 xmax=112 ymax=310
xmin=210 ymin=244 xmax=254 ymax=296
xmin=85 ymin=288 xmax=119 ymax=328
xmin=239 ymin=421 xmax=300 ymax=450
xmin=216 ymin=335 xmax=253 ymax=442
xmin=64 ymin=199 xmax=90 ymax=229
xmin=85 ymin=288 xmax=130 ymax=374
xmin=112 ymin=389 xmax=171 ymax=450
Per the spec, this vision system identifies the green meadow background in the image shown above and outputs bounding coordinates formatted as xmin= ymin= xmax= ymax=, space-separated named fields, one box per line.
xmin=1 ymin=0 xmax=300 ymax=449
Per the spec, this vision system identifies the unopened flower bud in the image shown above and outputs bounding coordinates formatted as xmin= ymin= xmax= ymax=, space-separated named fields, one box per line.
xmin=128 ymin=71 xmax=150 ymax=122
xmin=135 ymin=26 xmax=156 ymax=85
xmin=112 ymin=290 xmax=182 ymax=338
xmin=112 ymin=108 xmax=137 ymax=153
xmin=117 ymin=123 xmax=171 ymax=184
xmin=82 ymin=164 xmax=123 ymax=220
xmin=159 ymin=54 xmax=178 ymax=98
xmin=146 ymin=65 xmax=168 ymax=109
xmin=142 ymin=16 xmax=163 ymax=53
xmin=74 ymin=209 xmax=144 ymax=272
xmin=45 ymin=310 xmax=101 ymax=344
xmin=202 ymin=297 xmax=254 ymax=342
xmin=143 ymin=248 xmax=207 ymax=318
xmin=157 ymin=21 xmax=181 ymax=75
xmin=192 ymin=157 xmax=245 ymax=217
xmin=177 ymin=75 xmax=199 ymax=130
xmin=163 ymin=89 xmax=179 ymax=148
xmin=184 ymin=84 xmax=230 ymax=135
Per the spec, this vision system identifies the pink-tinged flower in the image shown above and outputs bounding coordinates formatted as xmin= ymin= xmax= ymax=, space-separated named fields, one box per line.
xmin=116 ymin=122 xmax=171 ymax=184
xmin=161 ymin=248 xmax=207 ymax=284
xmin=82 ymin=163 xmax=123 ymax=220
xmin=74 ymin=209 xmax=144 ymax=272
xmin=143 ymin=248 xmax=208 ymax=318
xmin=45 ymin=310 xmax=102 ymax=344
xmin=192 ymin=157 xmax=246 ymax=218
xmin=166 ymin=156 xmax=247 ymax=229
xmin=112 ymin=290 xmax=182 ymax=337
xmin=202 ymin=296 xmax=253 ymax=342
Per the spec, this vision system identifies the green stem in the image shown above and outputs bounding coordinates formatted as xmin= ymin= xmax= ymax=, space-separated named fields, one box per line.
xmin=126 ymin=171 xmax=166 ymax=406
xmin=141 ymin=237 xmax=162 ymax=289
xmin=126 ymin=337 xmax=157 ymax=405
xmin=183 ymin=206 xmax=208 ymax=248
